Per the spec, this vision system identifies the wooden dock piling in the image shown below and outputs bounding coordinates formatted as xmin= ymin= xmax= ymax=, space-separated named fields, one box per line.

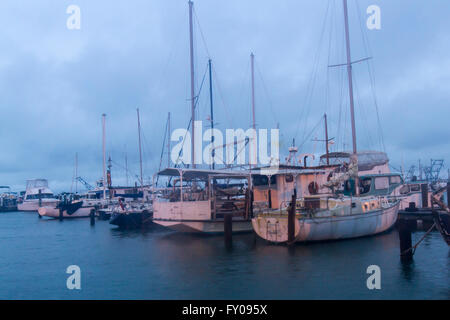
xmin=224 ymin=213 xmax=232 ymax=247
xmin=447 ymin=181 xmax=450 ymax=207
xmin=398 ymin=219 xmax=413 ymax=261
xmin=288 ymin=189 xmax=297 ymax=245
xmin=421 ymin=183 xmax=428 ymax=208
xmin=90 ymin=209 xmax=95 ymax=226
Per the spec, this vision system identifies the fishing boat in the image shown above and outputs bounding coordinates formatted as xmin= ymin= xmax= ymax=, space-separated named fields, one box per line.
xmin=251 ymin=0 xmax=400 ymax=243
xmin=109 ymin=198 xmax=153 ymax=228
xmin=152 ymin=168 xmax=253 ymax=233
xmin=17 ymin=179 xmax=59 ymax=212
xmin=0 ymin=186 xmax=17 ymax=212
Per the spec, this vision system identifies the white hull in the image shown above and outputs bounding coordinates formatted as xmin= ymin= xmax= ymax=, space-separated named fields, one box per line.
xmin=38 ymin=206 xmax=95 ymax=218
xmin=252 ymin=201 xmax=400 ymax=243
xmin=18 ymin=199 xmax=59 ymax=212
xmin=153 ymin=219 xmax=252 ymax=234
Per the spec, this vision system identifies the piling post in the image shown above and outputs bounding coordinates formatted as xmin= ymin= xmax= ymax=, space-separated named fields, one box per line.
xmin=90 ymin=209 xmax=95 ymax=226
xmin=224 ymin=213 xmax=232 ymax=248
xmin=398 ymin=218 xmax=413 ymax=261
xmin=288 ymin=189 xmax=297 ymax=245
xmin=447 ymin=181 xmax=450 ymax=208
xmin=421 ymin=183 xmax=428 ymax=208
xmin=268 ymin=189 xmax=272 ymax=209
xmin=38 ymin=189 xmax=42 ymax=208
xmin=59 ymin=207 xmax=63 ymax=221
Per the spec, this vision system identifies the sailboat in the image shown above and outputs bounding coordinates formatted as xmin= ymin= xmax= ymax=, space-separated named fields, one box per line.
xmin=152 ymin=1 xmax=255 ymax=234
xmin=251 ymin=0 xmax=400 ymax=243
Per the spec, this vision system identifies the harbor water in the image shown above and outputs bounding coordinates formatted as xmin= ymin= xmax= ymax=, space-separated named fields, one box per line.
xmin=0 ymin=211 xmax=448 ymax=299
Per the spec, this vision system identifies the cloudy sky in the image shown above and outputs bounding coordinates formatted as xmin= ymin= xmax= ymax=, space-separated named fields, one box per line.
xmin=0 ymin=0 xmax=449 ymax=192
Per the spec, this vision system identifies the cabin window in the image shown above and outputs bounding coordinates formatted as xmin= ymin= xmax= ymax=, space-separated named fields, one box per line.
xmin=410 ymin=184 xmax=420 ymax=192
xmin=252 ymin=175 xmax=276 ymax=186
xmin=390 ymin=176 xmax=401 ymax=184
xmin=399 ymin=185 xmax=410 ymax=195
xmin=374 ymin=177 xmax=389 ymax=190
xmin=285 ymin=174 xmax=294 ymax=183
xmin=360 ymin=178 xmax=372 ymax=194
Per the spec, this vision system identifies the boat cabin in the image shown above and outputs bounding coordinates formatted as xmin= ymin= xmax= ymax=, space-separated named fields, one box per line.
xmin=153 ymin=168 xmax=252 ymax=222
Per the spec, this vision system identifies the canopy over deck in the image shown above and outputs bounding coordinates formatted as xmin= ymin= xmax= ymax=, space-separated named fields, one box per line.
xmin=157 ymin=168 xmax=251 ymax=180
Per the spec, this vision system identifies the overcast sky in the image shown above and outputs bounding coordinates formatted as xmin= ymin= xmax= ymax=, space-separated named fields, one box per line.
xmin=0 ymin=0 xmax=449 ymax=192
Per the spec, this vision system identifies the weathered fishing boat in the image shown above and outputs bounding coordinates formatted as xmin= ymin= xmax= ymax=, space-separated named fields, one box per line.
xmin=251 ymin=164 xmax=400 ymax=243
xmin=152 ymin=168 xmax=253 ymax=233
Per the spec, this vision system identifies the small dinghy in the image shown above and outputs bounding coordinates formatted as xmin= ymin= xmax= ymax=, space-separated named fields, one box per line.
xmin=38 ymin=200 xmax=95 ymax=218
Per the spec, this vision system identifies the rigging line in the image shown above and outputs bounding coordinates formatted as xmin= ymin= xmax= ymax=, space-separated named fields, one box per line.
xmin=293 ymin=0 xmax=331 ymax=142
xmin=355 ymin=0 xmax=386 ymax=152
xmin=211 ymin=64 xmax=234 ymax=128
xmin=255 ymin=61 xmax=279 ymax=127
xmin=193 ymin=6 xmax=211 ymax=59
xmin=353 ymin=72 xmax=374 ymax=148
xmin=110 ymin=159 xmax=139 ymax=181
xmin=298 ymin=117 xmax=323 ymax=150
xmin=156 ymin=118 xmax=169 ymax=185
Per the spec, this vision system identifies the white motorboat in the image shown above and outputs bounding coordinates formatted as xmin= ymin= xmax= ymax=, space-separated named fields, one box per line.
xmin=17 ymin=179 xmax=59 ymax=212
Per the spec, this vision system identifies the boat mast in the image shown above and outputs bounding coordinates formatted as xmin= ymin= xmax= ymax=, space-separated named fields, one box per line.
xmin=75 ymin=152 xmax=78 ymax=193
xmin=102 ymin=113 xmax=107 ymax=200
xmin=167 ymin=112 xmax=171 ymax=167
xmin=324 ymin=114 xmax=330 ymax=165
xmin=137 ymin=108 xmax=144 ymax=196
xmin=188 ymin=0 xmax=196 ymax=168
xmin=125 ymin=150 xmax=129 ymax=187
xmin=208 ymin=59 xmax=215 ymax=169
xmin=250 ymin=52 xmax=256 ymax=169
xmin=343 ymin=0 xmax=359 ymax=196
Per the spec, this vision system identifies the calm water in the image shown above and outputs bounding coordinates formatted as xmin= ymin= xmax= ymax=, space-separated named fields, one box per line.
xmin=0 ymin=211 xmax=448 ymax=299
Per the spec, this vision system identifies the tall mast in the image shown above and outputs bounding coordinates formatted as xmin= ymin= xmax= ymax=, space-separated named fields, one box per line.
xmin=208 ymin=59 xmax=215 ymax=169
xmin=125 ymin=150 xmax=129 ymax=187
xmin=343 ymin=0 xmax=359 ymax=196
xmin=188 ymin=0 xmax=196 ymax=168
xmin=250 ymin=53 xmax=256 ymax=169
xmin=324 ymin=114 xmax=330 ymax=165
xmin=102 ymin=114 xmax=107 ymax=200
xmin=75 ymin=152 xmax=78 ymax=193
xmin=137 ymin=108 xmax=144 ymax=192
xmin=167 ymin=112 xmax=171 ymax=167
xmin=250 ymin=53 xmax=256 ymax=131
